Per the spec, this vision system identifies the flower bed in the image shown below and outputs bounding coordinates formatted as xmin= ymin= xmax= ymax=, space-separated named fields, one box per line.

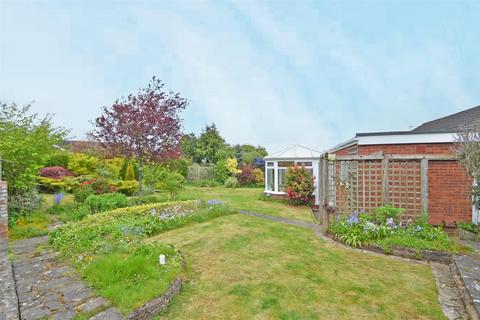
xmin=328 ymin=206 xmax=460 ymax=256
xmin=49 ymin=199 xmax=234 ymax=314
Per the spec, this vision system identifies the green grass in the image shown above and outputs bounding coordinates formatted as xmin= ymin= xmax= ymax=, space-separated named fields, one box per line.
xmin=8 ymin=211 xmax=51 ymax=240
xmin=150 ymin=214 xmax=446 ymax=320
xmin=84 ymin=243 xmax=183 ymax=313
xmin=177 ymin=186 xmax=314 ymax=222
xmin=373 ymin=233 xmax=461 ymax=253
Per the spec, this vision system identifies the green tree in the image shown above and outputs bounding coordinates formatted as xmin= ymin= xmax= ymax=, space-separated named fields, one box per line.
xmin=181 ymin=133 xmax=200 ymax=162
xmin=234 ymin=144 xmax=268 ymax=164
xmin=124 ymin=162 xmax=136 ymax=181
xmin=196 ymin=123 xmax=226 ymax=163
xmin=0 ymin=102 xmax=69 ymax=195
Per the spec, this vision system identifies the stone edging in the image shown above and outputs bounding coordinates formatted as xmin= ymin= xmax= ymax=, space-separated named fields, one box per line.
xmin=126 ymin=250 xmax=186 ymax=320
xmin=325 ymin=232 xmax=452 ymax=264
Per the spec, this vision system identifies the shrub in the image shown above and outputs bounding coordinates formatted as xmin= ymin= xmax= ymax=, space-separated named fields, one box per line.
xmin=119 ymin=159 xmax=138 ymax=181
xmin=8 ymin=188 xmax=42 ymax=223
xmin=370 ymin=205 xmax=405 ymax=224
xmin=116 ymin=180 xmax=139 ymax=196
xmin=38 ymin=176 xmax=78 ymax=193
xmin=124 ymin=162 xmax=136 ymax=181
xmin=285 ymin=165 xmax=314 ymax=206
xmin=73 ymin=178 xmax=115 ymax=203
xmin=252 ymin=168 xmax=264 ymax=185
xmin=156 ymin=171 xmax=185 ymax=198
xmin=48 ymin=202 xmax=90 ymax=222
xmin=224 ymin=177 xmax=239 ymax=188
xmin=236 ymin=165 xmax=256 ymax=186
xmin=85 ymin=193 xmax=129 ymax=214
xmin=39 ymin=166 xmax=74 ymax=179
xmin=457 ymin=221 xmax=478 ymax=233
xmin=68 ymin=153 xmax=100 ymax=176
xmin=45 ymin=151 xmax=70 ymax=168
xmin=225 ymin=158 xmax=241 ymax=175
xmin=214 ymin=159 xmax=229 ymax=183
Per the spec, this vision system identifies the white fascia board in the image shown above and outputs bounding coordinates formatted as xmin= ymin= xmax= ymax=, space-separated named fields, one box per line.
xmin=357 ymin=133 xmax=456 ymax=145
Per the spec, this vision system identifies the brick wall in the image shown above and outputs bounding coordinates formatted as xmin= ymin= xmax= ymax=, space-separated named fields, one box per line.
xmin=0 ymin=181 xmax=7 ymax=250
xmin=428 ymin=161 xmax=472 ymax=225
xmin=358 ymin=143 xmax=455 ymax=156
xmin=331 ymin=142 xmax=473 ymax=225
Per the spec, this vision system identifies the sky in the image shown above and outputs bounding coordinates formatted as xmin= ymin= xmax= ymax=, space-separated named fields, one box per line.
xmin=1 ymin=0 xmax=479 ymax=154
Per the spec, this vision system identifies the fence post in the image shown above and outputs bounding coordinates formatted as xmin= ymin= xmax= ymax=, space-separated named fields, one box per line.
xmin=382 ymin=156 xmax=389 ymax=205
xmin=421 ymin=158 xmax=429 ymax=213
xmin=319 ymin=157 xmax=329 ymax=229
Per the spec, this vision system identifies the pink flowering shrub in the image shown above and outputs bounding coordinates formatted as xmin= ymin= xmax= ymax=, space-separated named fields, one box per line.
xmin=39 ymin=166 xmax=74 ymax=179
xmin=285 ymin=165 xmax=315 ymax=206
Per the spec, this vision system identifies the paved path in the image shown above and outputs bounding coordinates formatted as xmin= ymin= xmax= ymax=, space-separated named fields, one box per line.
xmin=11 ymin=236 xmax=124 ymax=320
xmin=238 ymin=210 xmax=318 ymax=229
xmin=454 ymin=240 xmax=480 ymax=318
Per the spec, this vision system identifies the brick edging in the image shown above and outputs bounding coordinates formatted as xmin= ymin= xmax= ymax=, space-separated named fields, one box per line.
xmin=126 ymin=250 xmax=186 ymax=320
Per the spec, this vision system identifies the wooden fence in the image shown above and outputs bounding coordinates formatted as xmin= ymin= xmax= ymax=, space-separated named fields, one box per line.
xmin=318 ymin=153 xmax=456 ymax=225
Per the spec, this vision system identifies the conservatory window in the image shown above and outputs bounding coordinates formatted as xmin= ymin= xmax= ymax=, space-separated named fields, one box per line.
xmin=278 ymin=168 xmax=287 ymax=191
xmin=278 ymin=161 xmax=294 ymax=167
xmin=267 ymin=162 xmax=274 ymax=167
xmin=266 ymin=168 xmax=275 ymax=191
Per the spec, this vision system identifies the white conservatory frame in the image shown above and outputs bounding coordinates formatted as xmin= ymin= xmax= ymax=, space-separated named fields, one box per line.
xmin=264 ymin=145 xmax=322 ymax=205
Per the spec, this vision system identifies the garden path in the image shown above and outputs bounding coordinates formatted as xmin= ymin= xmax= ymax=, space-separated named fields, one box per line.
xmin=11 ymin=236 xmax=124 ymax=320
xmin=454 ymin=240 xmax=480 ymax=318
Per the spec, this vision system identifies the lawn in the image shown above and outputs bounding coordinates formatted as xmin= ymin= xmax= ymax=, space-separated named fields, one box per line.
xmin=178 ymin=186 xmax=314 ymax=222
xmin=150 ymin=214 xmax=445 ymax=320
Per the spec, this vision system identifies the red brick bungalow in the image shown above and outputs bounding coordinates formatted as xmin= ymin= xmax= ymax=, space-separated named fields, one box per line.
xmin=328 ymin=106 xmax=480 ymax=226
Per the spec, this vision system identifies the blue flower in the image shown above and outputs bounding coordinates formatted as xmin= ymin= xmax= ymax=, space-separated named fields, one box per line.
xmin=347 ymin=211 xmax=359 ymax=225
xmin=53 ymin=192 xmax=64 ymax=205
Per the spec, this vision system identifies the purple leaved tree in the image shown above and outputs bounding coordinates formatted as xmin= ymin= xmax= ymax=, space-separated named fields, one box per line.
xmin=91 ymin=77 xmax=188 ymax=193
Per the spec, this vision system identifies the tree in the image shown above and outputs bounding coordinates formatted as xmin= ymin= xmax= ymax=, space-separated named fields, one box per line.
xmin=196 ymin=123 xmax=226 ymax=163
xmin=181 ymin=133 xmax=200 ymax=162
xmin=0 ymin=102 xmax=68 ymax=196
xmin=91 ymin=77 xmax=187 ymax=193
xmin=456 ymin=125 xmax=480 ymax=179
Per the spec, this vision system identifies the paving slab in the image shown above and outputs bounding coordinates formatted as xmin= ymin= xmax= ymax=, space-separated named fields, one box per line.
xmin=10 ymin=236 xmax=121 ymax=319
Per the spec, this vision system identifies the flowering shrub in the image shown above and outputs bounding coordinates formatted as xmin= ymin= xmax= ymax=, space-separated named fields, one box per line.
xmin=39 ymin=166 xmax=74 ymax=179
xmin=252 ymin=168 xmax=264 ymax=185
xmin=329 ymin=207 xmax=457 ymax=252
xmin=225 ymin=158 xmax=241 ymax=175
xmin=236 ymin=165 xmax=256 ymax=186
xmin=285 ymin=165 xmax=315 ymax=206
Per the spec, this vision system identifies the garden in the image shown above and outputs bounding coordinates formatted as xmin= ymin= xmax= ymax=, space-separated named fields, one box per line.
xmin=0 ymin=78 xmax=464 ymax=319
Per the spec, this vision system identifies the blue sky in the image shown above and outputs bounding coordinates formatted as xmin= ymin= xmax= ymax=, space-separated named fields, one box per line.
xmin=1 ymin=0 xmax=479 ymax=153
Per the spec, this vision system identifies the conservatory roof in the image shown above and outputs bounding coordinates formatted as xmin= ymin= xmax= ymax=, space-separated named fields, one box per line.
xmin=265 ymin=144 xmax=323 ymax=160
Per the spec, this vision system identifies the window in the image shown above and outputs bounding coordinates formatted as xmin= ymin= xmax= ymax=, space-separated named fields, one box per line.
xmin=266 ymin=168 xmax=275 ymax=191
xmin=278 ymin=161 xmax=294 ymax=167
xmin=307 ymin=168 xmax=314 ymax=178
xmin=296 ymin=161 xmax=312 ymax=167
xmin=278 ymin=168 xmax=287 ymax=191
xmin=267 ymin=162 xmax=274 ymax=167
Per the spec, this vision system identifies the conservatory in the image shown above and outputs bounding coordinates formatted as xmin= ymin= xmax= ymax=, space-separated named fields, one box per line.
xmin=264 ymin=145 xmax=322 ymax=205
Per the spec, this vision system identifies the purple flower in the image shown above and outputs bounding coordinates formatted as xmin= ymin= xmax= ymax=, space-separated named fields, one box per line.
xmin=53 ymin=192 xmax=64 ymax=205
xmin=347 ymin=211 xmax=359 ymax=225
xmin=386 ymin=218 xmax=397 ymax=229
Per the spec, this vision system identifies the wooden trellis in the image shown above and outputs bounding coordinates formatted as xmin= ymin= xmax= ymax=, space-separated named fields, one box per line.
xmin=318 ymin=153 xmax=455 ymax=226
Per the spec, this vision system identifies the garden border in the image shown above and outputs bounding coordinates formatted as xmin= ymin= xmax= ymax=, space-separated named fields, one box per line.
xmin=324 ymin=232 xmax=452 ymax=264
xmin=125 ymin=250 xmax=186 ymax=320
